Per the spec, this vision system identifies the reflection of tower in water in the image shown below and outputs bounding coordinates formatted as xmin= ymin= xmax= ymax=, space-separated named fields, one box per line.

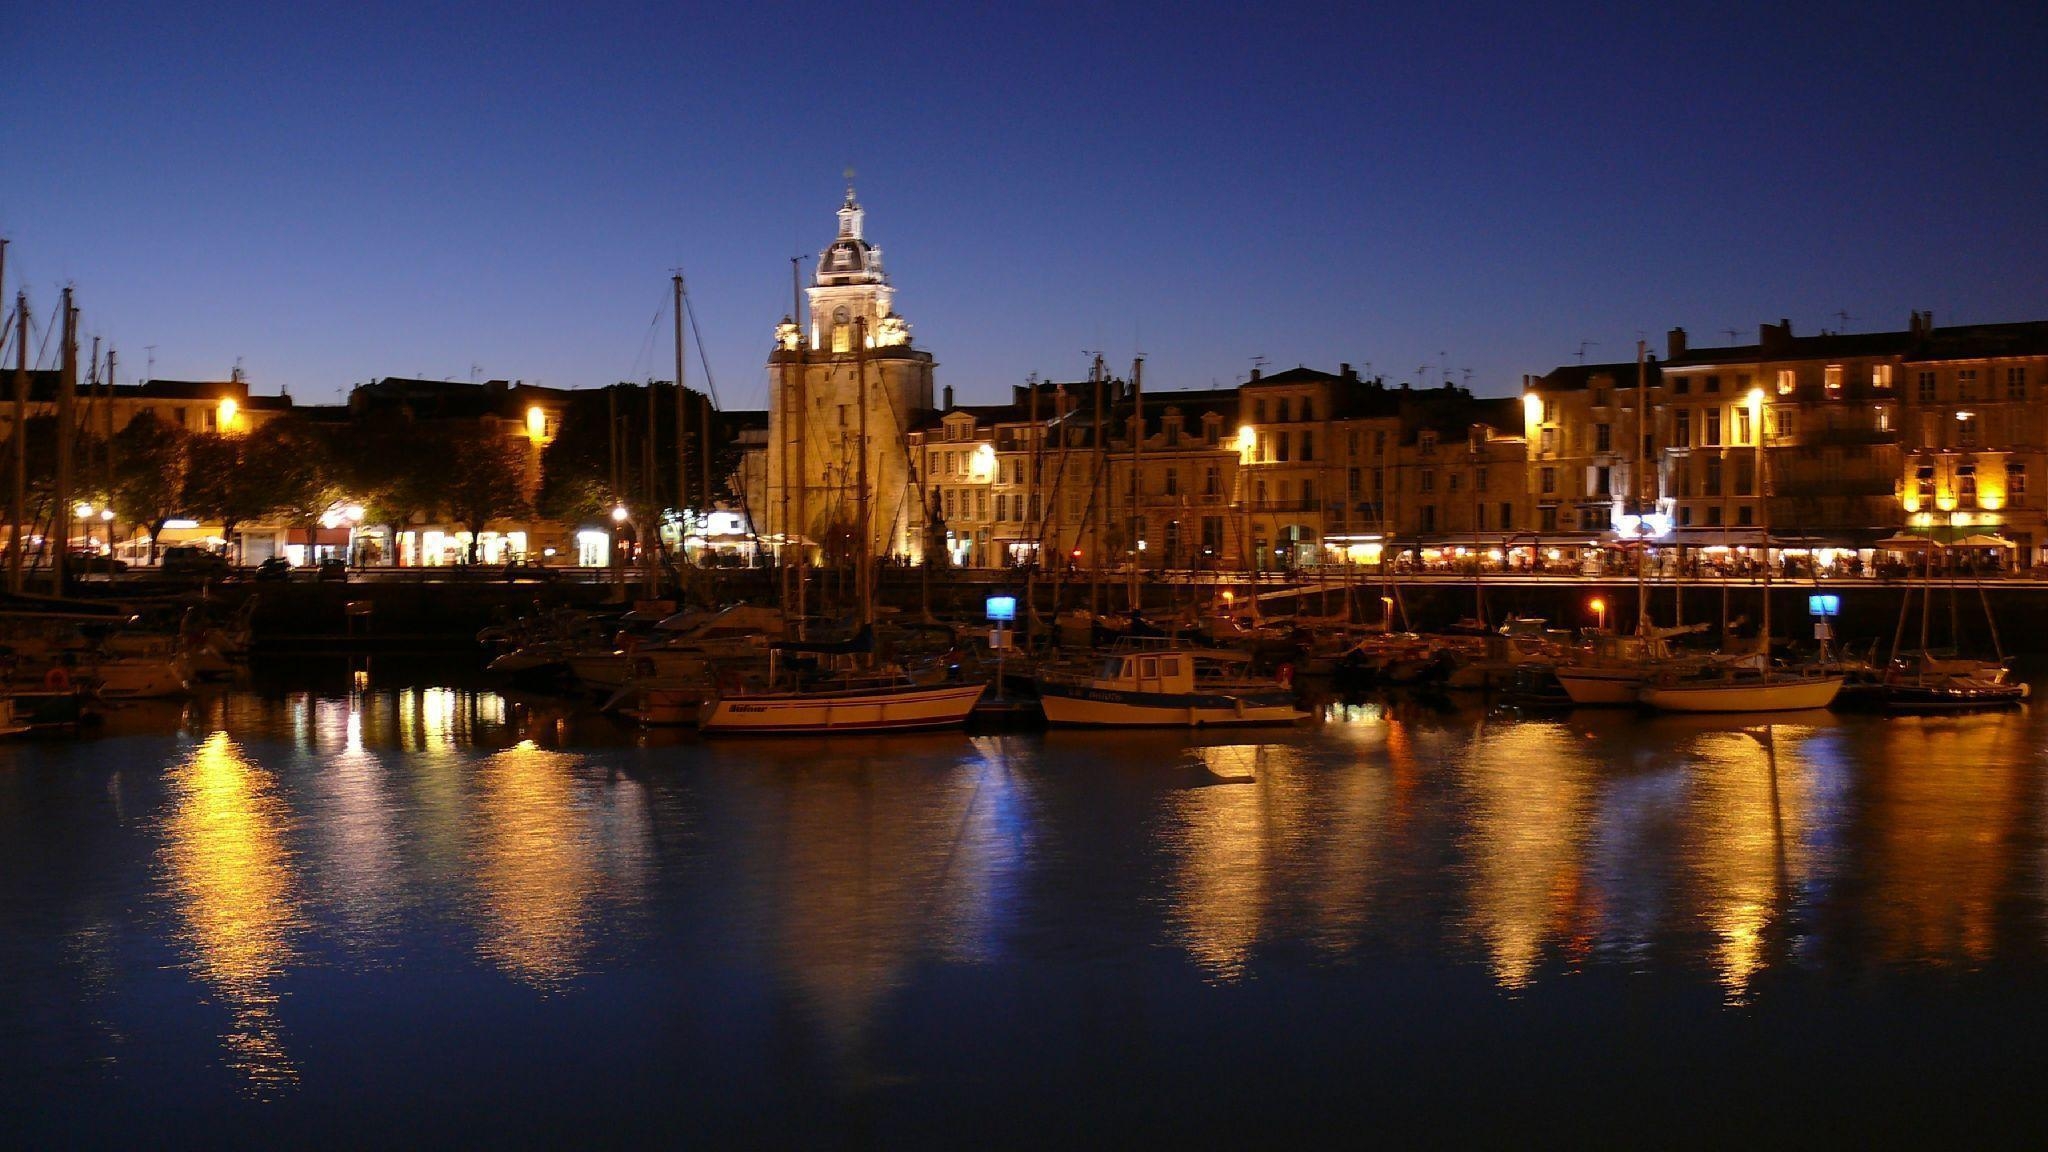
xmin=767 ymin=746 xmax=1030 ymax=1084
xmin=1459 ymin=721 xmax=1595 ymax=989
xmin=159 ymin=731 xmax=302 ymax=1091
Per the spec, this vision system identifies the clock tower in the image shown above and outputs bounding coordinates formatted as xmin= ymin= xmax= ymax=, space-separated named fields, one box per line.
xmin=765 ymin=184 xmax=936 ymax=564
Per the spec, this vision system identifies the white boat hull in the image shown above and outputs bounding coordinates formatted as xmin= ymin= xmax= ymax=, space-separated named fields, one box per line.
xmin=92 ymin=658 xmax=192 ymax=699
xmin=699 ymin=682 xmax=985 ymax=734
xmin=1637 ymin=676 xmax=1845 ymax=713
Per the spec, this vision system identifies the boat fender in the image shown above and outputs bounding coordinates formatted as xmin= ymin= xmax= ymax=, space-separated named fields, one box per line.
xmin=1276 ymin=663 xmax=1294 ymax=689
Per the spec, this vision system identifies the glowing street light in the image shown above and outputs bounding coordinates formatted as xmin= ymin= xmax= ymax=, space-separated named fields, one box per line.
xmin=611 ymin=505 xmax=630 ymax=524
xmin=1590 ymin=597 xmax=1608 ymax=630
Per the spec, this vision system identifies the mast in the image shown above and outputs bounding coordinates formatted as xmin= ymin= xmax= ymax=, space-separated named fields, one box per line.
xmin=104 ymin=348 xmax=117 ymax=544
xmin=793 ymin=258 xmax=809 ymax=633
xmin=1027 ymin=377 xmax=1040 ymax=636
xmin=53 ymin=289 xmax=76 ymax=596
xmin=1636 ymin=340 xmax=1649 ymax=637
xmin=684 ymin=276 xmax=700 ymax=528
xmin=1128 ymin=356 xmax=1144 ymax=612
xmin=1089 ymin=353 xmax=1105 ymax=616
xmin=9 ymin=293 xmax=25 ymax=594
xmin=856 ymin=316 xmax=872 ymax=626
xmin=1754 ymin=386 xmax=1771 ymax=657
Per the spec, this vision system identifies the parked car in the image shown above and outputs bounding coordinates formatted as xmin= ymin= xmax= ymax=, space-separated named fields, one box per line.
xmin=66 ymin=549 xmax=129 ymax=573
xmin=254 ymin=556 xmax=292 ymax=582
xmin=160 ymin=544 xmax=231 ymax=579
xmin=501 ymin=559 xmax=555 ymax=583
xmin=316 ymin=557 xmax=349 ymax=582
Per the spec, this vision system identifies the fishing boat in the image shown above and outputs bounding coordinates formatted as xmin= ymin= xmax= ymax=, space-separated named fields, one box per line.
xmin=698 ymin=672 xmax=986 ymax=734
xmin=1035 ymin=641 xmax=1308 ymax=727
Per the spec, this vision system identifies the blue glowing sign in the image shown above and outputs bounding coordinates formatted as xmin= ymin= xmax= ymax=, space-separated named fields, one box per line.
xmin=1807 ymin=594 xmax=1840 ymax=617
xmin=985 ymin=595 xmax=1017 ymax=622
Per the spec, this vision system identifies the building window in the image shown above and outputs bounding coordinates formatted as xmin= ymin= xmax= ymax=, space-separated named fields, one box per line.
xmin=1302 ymin=397 xmax=1316 ymax=421
xmin=1302 ymin=479 xmax=1316 ymax=505
xmin=1915 ymin=464 xmax=1935 ymax=501
xmin=1736 ymin=407 xmax=1752 ymax=445
xmin=1593 ymin=466 xmax=1610 ymax=496
xmin=1420 ymin=469 xmax=1435 ymax=494
xmin=1958 ymin=464 xmax=1977 ymax=506
xmin=1280 ymin=398 xmax=1295 ymax=422
xmin=1704 ymin=409 xmax=1721 ymax=446
xmin=1674 ymin=376 xmax=1690 ymax=395
xmin=1674 ymin=409 xmax=1691 ymax=446
xmin=1873 ymin=364 xmax=1893 ymax=388
xmin=1679 ymin=505 xmax=1693 ymax=527
xmin=2011 ymin=463 xmax=2028 ymax=505
xmin=1420 ymin=431 xmax=1439 ymax=454
xmin=1777 ymin=369 xmax=1797 ymax=394
xmin=1705 ymin=455 xmax=1723 ymax=496
xmin=1918 ymin=371 xmax=1937 ymax=402
xmin=1499 ymin=502 xmax=1513 ymax=530
xmin=1738 ymin=505 xmax=1754 ymax=526
xmin=1164 ymin=467 xmax=1179 ymax=496
xmin=1300 ymin=430 xmax=1314 ymax=460
xmin=1204 ymin=466 xmax=1220 ymax=496
xmin=1705 ymin=374 xmax=1721 ymax=393
xmin=1540 ymin=467 xmax=1557 ymax=495
xmin=1253 ymin=398 xmax=1266 ymax=423
xmin=1374 ymin=430 xmax=1388 ymax=456
xmin=1824 ymin=365 xmax=1843 ymax=392
xmin=1595 ymin=423 xmax=1612 ymax=452
xmin=1875 ymin=406 xmax=1890 ymax=432
xmin=1539 ymin=427 xmax=1556 ymax=453
xmin=1958 ymin=369 xmax=1977 ymax=400
xmin=1448 ymin=472 xmax=1462 ymax=493
xmin=1958 ymin=413 xmax=1978 ymax=447
xmin=1706 ymin=506 xmax=1724 ymax=527
xmin=1418 ymin=505 xmax=1436 ymax=533
xmin=1274 ymin=432 xmax=1290 ymax=462
xmin=1539 ymin=506 xmax=1558 ymax=532
xmin=1254 ymin=479 xmax=1267 ymax=504
xmin=1476 ymin=466 xmax=1488 ymax=492
xmin=1735 ymin=456 xmax=1754 ymax=497
xmin=2008 ymin=366 xmax=2028 ymax=400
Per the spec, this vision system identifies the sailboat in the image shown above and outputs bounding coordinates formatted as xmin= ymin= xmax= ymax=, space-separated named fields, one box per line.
xmin=1863 ymin=531 xmax=2027 ymax=710
xmin=1636 ymin=385 xmax=1842 ymax=713
xmin=696 ymin=315 xmax=984 ymax=734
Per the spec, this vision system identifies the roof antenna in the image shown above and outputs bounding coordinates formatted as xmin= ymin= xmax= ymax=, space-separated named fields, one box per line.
xmin=1835 ymin=309 xmax=1854 ymax=332
xmin=145 ymin=345 xmax=156 ymax=379
xmin=1249 ymin=355 xmax=1267 ymax=377
xmin=1576 ymin=340 xmax=1598 ymax=364
xmin=1722 ymin=327 xmax=1740 ymax=345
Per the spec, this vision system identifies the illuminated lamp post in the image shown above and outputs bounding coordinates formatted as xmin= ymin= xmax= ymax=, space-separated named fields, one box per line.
xmin=1590 ymin=596 xmax=1608 ymax=631
xmin=611 ymin=504 xmax=630 ymax=596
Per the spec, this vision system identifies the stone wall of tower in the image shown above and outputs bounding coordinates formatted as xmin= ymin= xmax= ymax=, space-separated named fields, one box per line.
xmin=764 ymin=344 xmax=935 ymax=562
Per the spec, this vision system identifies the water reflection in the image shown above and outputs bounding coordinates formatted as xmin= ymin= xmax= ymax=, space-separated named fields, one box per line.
xmin=470 ymin=741 xmax=599 ymax=989
xmin=1866 ymin=714 xmax=2026 ymax=966
xmin=1459 ymin=719 xmax=1595 ymax=989
xmin=1680 ymin=724 xmax=1817 ymax=1000
xmin=159 ymin=731 xmax=302 ymax=1091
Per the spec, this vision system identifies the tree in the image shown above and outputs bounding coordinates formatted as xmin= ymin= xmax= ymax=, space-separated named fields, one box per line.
xmin=340 ymin=412 xmax=448 ymax=565
xmin=441 ymin=424 xmax=531 ymax=564
xmin=183 ymin=433 xmax=269 ymax=562
xmin=244 ymin=418 xmax=341 ymax=557
xmin=110 ymin=413 xmax=190 ymax=561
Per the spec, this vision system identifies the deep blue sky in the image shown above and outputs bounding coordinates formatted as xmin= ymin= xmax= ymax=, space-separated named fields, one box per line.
xmin=5 ymin=1 xmax=2045 ymax=407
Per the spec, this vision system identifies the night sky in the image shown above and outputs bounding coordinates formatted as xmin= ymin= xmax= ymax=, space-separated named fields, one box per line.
xmin=5 ymin=1 xmax=2045 ymax=407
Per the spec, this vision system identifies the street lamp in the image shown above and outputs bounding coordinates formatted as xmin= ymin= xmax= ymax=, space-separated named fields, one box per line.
xmin=1590 ymin=596 xmax=1608 ymax=630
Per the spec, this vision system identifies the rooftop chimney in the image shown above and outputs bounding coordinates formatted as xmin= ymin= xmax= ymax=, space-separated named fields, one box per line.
xmin=1340 ymin=362 xmax=1358 ymax=383
xmin=1760 ymin=318 xmax=1793 ymax=354
xmin=1667 ymin=327 xmax=1688 ymax=359
xmin=942 ymin=384 xmax=954 ymax=410
xmin=1249 ymin=367 xmax=1261 ymax=382
xmin=1910 ymin=309 xmax=1934 ymax=339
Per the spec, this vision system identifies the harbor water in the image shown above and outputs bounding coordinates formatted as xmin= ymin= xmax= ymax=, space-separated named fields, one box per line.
xmin=6 ymin=660 xmax=2048 ymax=1146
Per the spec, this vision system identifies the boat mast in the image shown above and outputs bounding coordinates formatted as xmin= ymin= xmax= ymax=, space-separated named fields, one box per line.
xmin=1090 ymin=353 xmax=1105 ymax=617
xmin=1636 ymin=340 xmax=1649 ymax=637
xmin=53 ymin=288 xmax=75 ymax=597
xmin=1128 ymin=355 xmax=1143 ymax=613
xmin=856 ymin=315 xmax=872 ymax=628
xmin=792 ymin=255 xmax=809 ymax=635
xmin=1753 ymin=385 xmax=1770 ymax=657
xmin=9 ymin=290 xmax=25 ymax=594
xmin=673 ymin=272 xmax=688 ymax=548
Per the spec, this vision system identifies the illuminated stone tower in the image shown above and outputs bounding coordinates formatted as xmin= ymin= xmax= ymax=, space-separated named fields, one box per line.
xmin=766 ymin=184 xmax=937 ymax=563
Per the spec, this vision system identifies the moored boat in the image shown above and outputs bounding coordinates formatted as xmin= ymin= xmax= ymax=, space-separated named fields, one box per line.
xmin=1636 ymin=672 xmax=1845 ymax=713
xmin=698 ymin=674 xmax=985 ymax=734
xmin=1036 ymin=642 xmax=1307 ymax=727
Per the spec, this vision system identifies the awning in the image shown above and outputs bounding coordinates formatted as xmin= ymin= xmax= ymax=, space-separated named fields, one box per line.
xmin=1874 ymin=534 xmax=1931 ymax=550
xmin=1958 ymin=533 xmax=2016 ymax=548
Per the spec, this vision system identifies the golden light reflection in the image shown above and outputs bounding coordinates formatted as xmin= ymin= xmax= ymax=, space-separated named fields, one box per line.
xmin=472 ymin=740 xmax=596 ymax=989
xmin=1166 ymin=745 xmax=1296 ymax=980
xmin=1680 ymin=726 xmax=1816 ymax=1000
xmin=160 ymin=731 xmax=301 ymax=1090
xmin=1867 ymin=716 xmax=2023 ymax=967
xmin=1460 ymin=721 xmax=1593 ymax=989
